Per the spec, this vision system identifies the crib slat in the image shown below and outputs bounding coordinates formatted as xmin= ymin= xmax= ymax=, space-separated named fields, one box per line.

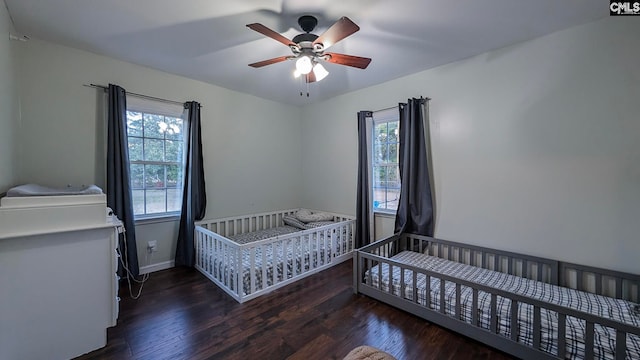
xmin=557 ymin=314 xmax=566 ymax=359
xmin=294 ymin=237 xmax=299 ymax=277
xmin=533 ymin=306 xmax=541 ymax=349
xmin=322 ymin=230 xmax=330 ymax=266
xmin=306 ymin=234 xmax=312 ymax=270
xmin=261 ymin=244 xmax=267 ymax=291
xmin=490 ymin=294 xmax=498 ymax=333
xmin=576 ymin=270 xmax=584 ymax=291
xmin=213 ymin=238 xmax=218 ymax=278
xmin=307 ymin=234 xmax=312 ymax=270
xmin=273 ymin=242 xmax=278 ymax=286
xmin=510 ymin=299 xmax=518 ymax=341
xmin=472 ymin=288 xmax=478 ymax=326
xmin=494 ymin=255 xmax=499 ymax=272
xmin=250 ymin=248 xmax=256 ymax=294
xmin=615 ymin=278 xmax=623 ymax=299
xmin=287 ymin=239 xmax=293 ymax=280
xmin=325 ymin=229 xmax=330 ymax=262
xmin=522 ymin=260 xmax=528 ymax=278
xmin=537 ymin=263 xmax=543 ymax=282
xmin=222 ymin=240 xmax=226 ymax=282
xmin=366 ymin=258 xmax=371 ymax=286
xmin=440 ymin=279 xmax=446 ymax=314
xmin=585 ymin=321 xmax=594 ymax=360
xmin=400 ymin=266 xmax=405 ymax=300
xmin=378 ymin=262 xmax=382 ymax=291
xmin=616 ymin=330 xmax=626 ymax=360
xmin=455 ymin=283 xmax=461 ymax=319
xmin=226 ymin=243 xmax=230 ymax=286
xmin=389 ymin=264 xmax=394 ymax=295
xmin=595 ymin=273 xmax=602 ymax=295
xmin=416 ymin=272 xmax=421 ymax=305
xmin=236 ymin=246 xmax=242 ymax=298
xmin=212 ymin=236 xmax=216 ymax=275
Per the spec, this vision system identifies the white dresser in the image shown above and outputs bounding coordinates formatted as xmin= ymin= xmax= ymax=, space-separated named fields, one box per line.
xmin=0 ymin=194 xmax=121 ymax=360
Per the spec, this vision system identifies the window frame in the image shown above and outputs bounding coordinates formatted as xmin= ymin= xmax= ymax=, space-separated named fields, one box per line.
xmin=371 ymin=109 xmax=400 ymax=215
xmin=125 ymin=98 xmax=187 ymax=221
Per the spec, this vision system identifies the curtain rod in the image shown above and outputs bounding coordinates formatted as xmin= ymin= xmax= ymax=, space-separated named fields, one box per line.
xmin=375 ymin=97 xmax=431 ymax=113
xmin=83 ymin=83 xmax=202 ymax=108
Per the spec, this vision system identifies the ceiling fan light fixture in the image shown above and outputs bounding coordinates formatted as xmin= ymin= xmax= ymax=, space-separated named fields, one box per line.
xmin=293 ymin=68 xmax=302 ymax=78
xmin=312 ymin=63 xmax=329 ymax=81
xmin=295 ymin=56 xmax=313 ymax=75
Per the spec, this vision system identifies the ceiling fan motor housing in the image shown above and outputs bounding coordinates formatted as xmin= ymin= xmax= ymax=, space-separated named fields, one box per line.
xmin=292 ymin=33 xmax=318 ymax=44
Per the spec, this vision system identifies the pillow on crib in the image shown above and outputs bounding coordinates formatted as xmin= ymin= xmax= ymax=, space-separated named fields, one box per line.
xmin=295 ymin=209 xmax=334 ymax=223
xmin=283 ymin=215 xmax=307 ymax=230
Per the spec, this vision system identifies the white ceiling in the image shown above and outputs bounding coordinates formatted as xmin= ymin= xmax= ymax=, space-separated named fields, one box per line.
xmin=5 ymin=0 xmax=606 ymax=106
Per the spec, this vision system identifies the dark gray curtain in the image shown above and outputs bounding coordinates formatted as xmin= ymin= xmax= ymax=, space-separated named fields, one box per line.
xmin=107 ymin=84 xmax=139 ymax=278
xmin=394 ymin=98 xmax=434 ymax=236
xmin=175 ymin=101 xmax=207 ymax=267
xmin=355 ymin=111 xmax=373 ymax=248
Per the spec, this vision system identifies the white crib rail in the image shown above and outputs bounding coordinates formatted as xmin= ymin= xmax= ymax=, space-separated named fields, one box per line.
xmin=196 ymin=208 xmax=298 ymax=237
xmin=195 ymin=226 xmax=243 ymax=301
xmin=195 ymin=209 xmax=355 ymax=303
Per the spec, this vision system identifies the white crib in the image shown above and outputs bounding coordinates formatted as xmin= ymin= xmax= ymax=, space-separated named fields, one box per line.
xmin=195 ymin=209 xmax=355 ymax=303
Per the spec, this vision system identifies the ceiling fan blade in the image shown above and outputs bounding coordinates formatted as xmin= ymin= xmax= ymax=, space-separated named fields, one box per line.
xmin=325 ymin=53 xmax=371 ymax=69
xmin=313 ymin=17 xmax=360 ymax=50
xmin=247 ymin=23 xmax=295 ymax=47
xmin=248 ymin=56 xmax=291 ymax=68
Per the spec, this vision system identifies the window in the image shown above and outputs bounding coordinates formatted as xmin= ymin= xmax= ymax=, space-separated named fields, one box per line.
xmin=126 ymin=98 xmax=186 ymax=219
xmin=372 ymin=110 xmax=400 ymax=213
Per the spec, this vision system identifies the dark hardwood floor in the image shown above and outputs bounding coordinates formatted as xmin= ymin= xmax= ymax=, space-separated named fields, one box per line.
xmin=75 ymin=261 xmax=515 ymax=360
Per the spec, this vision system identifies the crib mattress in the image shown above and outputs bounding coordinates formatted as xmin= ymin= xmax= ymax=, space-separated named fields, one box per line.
xmin=366 ymin=251 xmax=640 ymax=359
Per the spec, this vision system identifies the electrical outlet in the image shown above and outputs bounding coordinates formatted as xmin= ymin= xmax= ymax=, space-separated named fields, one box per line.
xmin=147 ymin=240 xmax=158 ymax=253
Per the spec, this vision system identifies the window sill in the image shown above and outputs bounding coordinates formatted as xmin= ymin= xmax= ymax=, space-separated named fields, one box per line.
xmin=134 ymin=214 xmax=181 ymax=225
xmin=373 ymin=211 xmax=396 ymax=218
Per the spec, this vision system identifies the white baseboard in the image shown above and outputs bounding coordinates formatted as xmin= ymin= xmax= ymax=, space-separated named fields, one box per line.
xmin=139 ymin=260 xmax=174 ymax=275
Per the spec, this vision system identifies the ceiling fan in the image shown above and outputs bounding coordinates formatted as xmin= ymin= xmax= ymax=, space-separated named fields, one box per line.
xmin=247 ymin=15 xmax=371 ymax=83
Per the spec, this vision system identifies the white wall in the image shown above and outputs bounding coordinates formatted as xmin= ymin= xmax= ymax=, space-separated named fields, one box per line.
xmin=11 ymin=16 xmax=640 ymax=275
xmin=16 ymin=39 xmax=302 ymax=267
xmin=301 ymin=17 xmax=640 ymax=274
xmin=0 ymin=1 xmax=19 ymax=193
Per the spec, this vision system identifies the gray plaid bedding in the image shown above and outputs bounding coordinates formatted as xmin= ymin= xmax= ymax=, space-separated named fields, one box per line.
xmin=228 ymin=225 xmax=300 ymax=244
xmin=366 ymin=251 xmax=640 ymax=360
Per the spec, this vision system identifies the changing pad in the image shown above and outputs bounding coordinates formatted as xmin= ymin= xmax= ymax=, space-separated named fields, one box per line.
xmin=0 ymin=184 xmax=109 ymax=238
xmin=6 ymin=184 xmax=103 ymax=197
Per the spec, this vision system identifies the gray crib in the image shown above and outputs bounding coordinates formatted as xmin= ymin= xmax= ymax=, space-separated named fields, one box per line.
xmin=353 ymin=233 xmax=640 ymax=360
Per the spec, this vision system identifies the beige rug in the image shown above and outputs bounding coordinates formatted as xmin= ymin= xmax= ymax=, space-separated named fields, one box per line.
xmin=343 ymin=345 xmax=397 ymax=360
